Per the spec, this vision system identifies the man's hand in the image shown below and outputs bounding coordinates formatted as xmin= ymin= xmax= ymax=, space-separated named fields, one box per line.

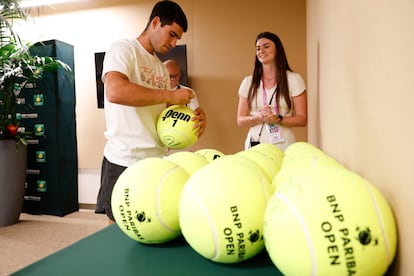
xmin=192 ymin=107 xmax=206 ymax=137
xmin=168 ymin=87 xmax=195 ymax=105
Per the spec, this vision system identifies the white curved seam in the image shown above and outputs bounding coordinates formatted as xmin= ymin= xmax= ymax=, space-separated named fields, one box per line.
xmin=155 ymin=166 xmax=180 ymax=233
xmin=275 ymin=192 xmax=317 ymax=276
xmin=188 ymin=186 xmax=219 ymax=260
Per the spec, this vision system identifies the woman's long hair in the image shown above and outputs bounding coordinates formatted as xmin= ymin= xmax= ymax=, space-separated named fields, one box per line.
xmin=247 ymin=32 xmax=292 ymax=112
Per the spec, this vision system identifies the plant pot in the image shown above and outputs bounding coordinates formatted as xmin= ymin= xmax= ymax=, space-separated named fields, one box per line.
xmin=0 ymin=140 xmax=27 ymax=227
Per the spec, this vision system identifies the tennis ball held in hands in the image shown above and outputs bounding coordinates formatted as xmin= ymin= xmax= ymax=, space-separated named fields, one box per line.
xmin=157 ymin=105 xmax=198 ymax=149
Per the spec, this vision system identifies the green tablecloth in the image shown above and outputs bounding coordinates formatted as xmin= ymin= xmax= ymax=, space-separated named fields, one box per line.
xmin=13 ymin=224 xmax=282 ymax=276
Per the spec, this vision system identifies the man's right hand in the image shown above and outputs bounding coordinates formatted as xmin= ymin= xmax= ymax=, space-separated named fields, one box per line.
xmin=168 ymin=87 xmax=194 ymax=105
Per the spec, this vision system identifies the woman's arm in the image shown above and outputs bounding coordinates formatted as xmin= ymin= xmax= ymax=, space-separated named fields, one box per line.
xmin=279 ymin=90 xmax=307 ymax=127
xmin=237 ymin=96 xmax=264 ymax=127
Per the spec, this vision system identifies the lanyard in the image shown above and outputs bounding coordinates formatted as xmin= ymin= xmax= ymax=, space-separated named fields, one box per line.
xmin=262 ymin=81 xmax=279 ymax=114
xmin=256 ymin=82 xmax=279 ymax=140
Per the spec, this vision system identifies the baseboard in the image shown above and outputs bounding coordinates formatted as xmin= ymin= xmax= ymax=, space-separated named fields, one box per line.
xmin=79 ymin=203 xmax=96 ymax=210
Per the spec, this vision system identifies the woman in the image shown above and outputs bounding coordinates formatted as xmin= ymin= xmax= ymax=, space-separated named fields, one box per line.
xmin=237 ymin=32 xmax=307 ymax=151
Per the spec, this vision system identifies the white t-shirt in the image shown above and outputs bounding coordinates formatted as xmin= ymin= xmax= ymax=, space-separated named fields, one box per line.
xmin=102 ymin=38 xmax=170 ymax=167
xmin=238 ymin=70 xmax=306 ymax=151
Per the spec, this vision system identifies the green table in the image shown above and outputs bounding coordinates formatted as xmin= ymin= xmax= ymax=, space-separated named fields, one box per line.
xmin=13 ymin=224 xmax=282 ymax=275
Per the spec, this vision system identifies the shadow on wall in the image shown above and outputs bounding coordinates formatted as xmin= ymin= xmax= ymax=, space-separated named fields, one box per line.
xmin=191 ymin=76 xmax=249 ymax=155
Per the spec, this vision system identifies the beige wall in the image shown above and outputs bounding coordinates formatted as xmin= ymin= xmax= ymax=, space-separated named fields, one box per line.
xmin=189 ymin=0 xmax=307 ymax=154
xmin=307 ymin=0 xmax=414 ymax=274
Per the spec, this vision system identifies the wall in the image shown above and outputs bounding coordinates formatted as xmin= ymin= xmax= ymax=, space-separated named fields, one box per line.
xmin=16 ymin=0 xmax=307 ymax=203
xmin=189 ymin=0 xmax=307 ymax=154
xmin=307 ymin=0 xmax=414 ymax=274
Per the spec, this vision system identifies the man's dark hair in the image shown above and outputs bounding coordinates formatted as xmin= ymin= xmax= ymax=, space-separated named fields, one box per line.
xmin=146 ymin=0 xmax=188 ymax=32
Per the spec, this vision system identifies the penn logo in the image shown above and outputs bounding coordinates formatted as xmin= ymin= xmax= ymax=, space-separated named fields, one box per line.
xmin=161 ymin=109 xmax=191 ymax=127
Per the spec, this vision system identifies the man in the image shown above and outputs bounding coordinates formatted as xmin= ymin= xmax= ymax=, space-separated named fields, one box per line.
xmin=164 ymin=59 xmax=206 ymax=153
xmin=164 ymin=59 xmax=199 ymax=111
xmin=96 ymin=0 xmax=206 ymax=223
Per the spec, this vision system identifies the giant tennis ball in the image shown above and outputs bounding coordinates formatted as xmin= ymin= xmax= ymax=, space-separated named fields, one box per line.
xmin=179 ymin=155 xmax=273 ymax=263
xmin=111 ymin=157 xmax=189 ymax=244
xmin=157 ymin=105 xmax=198 ymax=149
xmin=248 ymin=143 xmax=284 ymax=162
xmin=264 ymin=167 xmax=397 ymax=275
xmin=164 ymin=151 xmax=209 ymax=175
xmin=283 ymin=141 xmax=327 ymax=165
xmin=194 ymin=148 xmax=225 ymax=162
xmin=236 ymin=149 xmax=281 ymax=182
xmin=273 ymin=152 xmax=343 ymax=191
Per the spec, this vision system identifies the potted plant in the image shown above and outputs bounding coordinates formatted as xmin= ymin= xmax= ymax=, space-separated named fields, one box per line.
xmin=0 ymin=0 xmax=71 ymax=226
